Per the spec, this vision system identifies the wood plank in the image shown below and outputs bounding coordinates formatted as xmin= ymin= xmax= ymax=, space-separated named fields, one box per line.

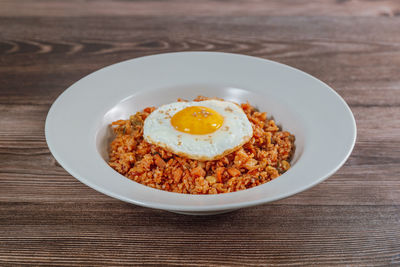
xmin=1 ymin=16 xmax=399 ymax=106
xmin=1 ymin=0 xmax=400 ymax=17
xmin=0 ymin=204 xmax=399 ymax=266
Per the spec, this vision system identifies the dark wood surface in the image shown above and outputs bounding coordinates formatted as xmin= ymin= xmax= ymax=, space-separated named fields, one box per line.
xmin=1 ymin=0 xmax=400 ymax=265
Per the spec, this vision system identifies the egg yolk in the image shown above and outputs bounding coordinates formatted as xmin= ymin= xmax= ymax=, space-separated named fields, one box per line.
xmin=171 ymin=106 xmax=224 ymax=135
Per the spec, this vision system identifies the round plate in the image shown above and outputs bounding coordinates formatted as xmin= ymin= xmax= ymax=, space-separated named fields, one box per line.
xmin=45 ymin=52 xmax=356 ymax=215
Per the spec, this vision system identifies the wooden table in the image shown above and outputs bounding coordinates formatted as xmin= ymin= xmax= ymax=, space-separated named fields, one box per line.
xmin=1 ymin=0 xmax=399 ymax=265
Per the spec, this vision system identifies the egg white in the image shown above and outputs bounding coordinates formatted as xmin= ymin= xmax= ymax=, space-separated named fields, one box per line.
xmin=143 ymin=99 xmax=253 ymax=161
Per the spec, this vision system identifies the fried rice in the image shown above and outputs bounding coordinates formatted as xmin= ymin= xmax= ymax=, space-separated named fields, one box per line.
xmin=108 ymin=96 xmax=295 ymax=194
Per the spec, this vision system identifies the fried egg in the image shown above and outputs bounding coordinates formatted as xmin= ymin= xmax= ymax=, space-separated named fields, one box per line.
xmin=143 ymin=99 xmax=253 ymax=161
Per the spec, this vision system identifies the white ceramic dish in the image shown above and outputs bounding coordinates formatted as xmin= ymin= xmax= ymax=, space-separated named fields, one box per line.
xmin=45 ymin=52 xmax=356 ymax=215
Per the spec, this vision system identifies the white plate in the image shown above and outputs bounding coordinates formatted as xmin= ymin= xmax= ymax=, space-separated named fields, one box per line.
xmin=45 ymin=52 xmax=356 ymax=215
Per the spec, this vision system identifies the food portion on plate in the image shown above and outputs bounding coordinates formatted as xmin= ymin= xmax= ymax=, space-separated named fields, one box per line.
xmin=108 ymin=96 xmax=295 ymax=194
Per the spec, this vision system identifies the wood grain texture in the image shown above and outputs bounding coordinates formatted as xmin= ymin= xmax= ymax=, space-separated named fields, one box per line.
xmin=1 ymin=0 xmax=400 ymax=17
xmin=1 ymin=0 xmax=400 ymax=266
